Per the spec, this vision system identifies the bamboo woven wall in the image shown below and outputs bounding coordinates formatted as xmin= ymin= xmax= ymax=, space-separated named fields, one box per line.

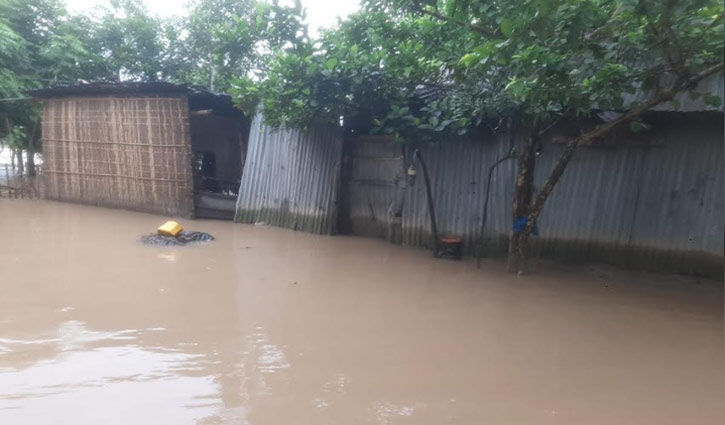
xmin=41 ymin=95 xmax=194 ymax=217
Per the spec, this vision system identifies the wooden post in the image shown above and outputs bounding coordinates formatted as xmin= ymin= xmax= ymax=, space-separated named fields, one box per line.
xmin=16 ymin=149 xmax=23 ymax=175
xmin=27 ymin=121 xmax=37 ymax=176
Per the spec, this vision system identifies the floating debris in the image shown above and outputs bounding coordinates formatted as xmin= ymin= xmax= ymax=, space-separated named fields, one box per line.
xmin=157 ymin=220 xmax=183 ymax=237
xmin=140 ymin=231 xmax=214 ymax=246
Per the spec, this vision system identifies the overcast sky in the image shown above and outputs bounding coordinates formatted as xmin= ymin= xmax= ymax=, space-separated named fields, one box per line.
xmin=63 ymin=0 xmax=361 ymax=34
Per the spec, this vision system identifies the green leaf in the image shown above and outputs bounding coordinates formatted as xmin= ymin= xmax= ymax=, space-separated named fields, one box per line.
xmin=458 ymin=53 xmax=478 ymax=66
xmin=704 ymin=95 xmax=722 ymax=108
xmin=324 ymin=58 xmax=338 ymax=70
xmin=504 ymin=78 xmax=523 ymax=95
xmin=473 ymin=42 xmax=495 ymax=57
xmin=629 ymin=121 xmax=652 ymax=133
xmin=500 ymin=18 xmax=513 ymax=37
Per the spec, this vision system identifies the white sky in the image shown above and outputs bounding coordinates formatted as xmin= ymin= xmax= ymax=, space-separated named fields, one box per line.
xmin=63 ymin=0 xmax=361 ymax=34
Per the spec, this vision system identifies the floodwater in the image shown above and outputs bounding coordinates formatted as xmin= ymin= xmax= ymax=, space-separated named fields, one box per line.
xmin=1 ymin=200 xmax=723 ymax=425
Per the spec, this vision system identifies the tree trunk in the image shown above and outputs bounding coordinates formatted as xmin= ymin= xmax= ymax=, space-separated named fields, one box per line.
xmin=16 ymin=149 xmax=24 ymax=175
xmin=507 ymin=133 xmax=537 ymax=273
xmin=5 ymin=118 xmax=15 ymax=172
xmin=26 ymin=121 xmax=38 ymax=176
xmin=507 ymin=233 xmax=522 ymax=272
xmin=27 ymin=145 xmax=36 ymax=177
xmin=515 ymin=62 xmax=724 ymax=260
xmin=209 ymin=53 xmax=216 ymax=92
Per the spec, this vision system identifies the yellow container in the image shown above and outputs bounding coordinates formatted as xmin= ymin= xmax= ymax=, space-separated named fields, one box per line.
xmin=157 ymin=221 xmax=183 ymax=237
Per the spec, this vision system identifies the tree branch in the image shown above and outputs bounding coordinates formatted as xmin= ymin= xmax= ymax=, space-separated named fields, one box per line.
xmin=536 ymin=114 xmax=565 ymax=137
xmin=519 ymin=61 xmax=724 ymax=242
xmin=411 ymin=5 xmax=499 ymax=39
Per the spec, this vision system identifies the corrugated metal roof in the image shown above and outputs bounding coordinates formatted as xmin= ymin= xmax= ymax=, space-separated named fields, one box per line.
xmin=235 ymin=114 xmax=344 ymax=234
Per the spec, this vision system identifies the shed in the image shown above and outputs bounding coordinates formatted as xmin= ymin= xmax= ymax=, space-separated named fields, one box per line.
xmin=30 ymin=82 xmax=249 ymax=218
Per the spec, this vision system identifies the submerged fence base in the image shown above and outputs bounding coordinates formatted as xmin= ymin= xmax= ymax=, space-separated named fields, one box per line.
xmin=234 ymin=114 xmax=344 ymax=235
xmin=235 ymin=208 xmax=337 ymax=234
xmin=474 ymin=234 xmax=722 ymax=279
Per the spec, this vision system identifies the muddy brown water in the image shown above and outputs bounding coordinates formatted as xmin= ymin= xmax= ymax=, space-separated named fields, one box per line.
xmin=1 ymin=200 xmax=723 ymax=424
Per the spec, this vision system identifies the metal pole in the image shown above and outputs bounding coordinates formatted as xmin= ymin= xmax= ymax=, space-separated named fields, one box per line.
xmin=414 ymin=150 xmax=439 ymax=246
xmin=476 ymin=149 xmax=515 ymax=267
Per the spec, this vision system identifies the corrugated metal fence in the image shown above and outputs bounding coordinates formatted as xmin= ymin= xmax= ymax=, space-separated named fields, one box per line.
xmin=235 ymin=112 xmax=722 ymax=277
xmin=235 ymin=114 xmax=344 ymax=234
xmin=399 ymin=114 xmax=723 ymax=276
xmin=346 ymin=136 xmax=405 ymax=238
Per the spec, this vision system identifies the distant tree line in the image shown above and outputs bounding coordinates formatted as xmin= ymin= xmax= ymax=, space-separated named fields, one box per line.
xmin=0 ymin=0 xmax=305 ymax=174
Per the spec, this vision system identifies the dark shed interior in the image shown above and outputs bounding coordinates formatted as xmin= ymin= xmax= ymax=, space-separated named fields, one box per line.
xmin=187 ymin=89 xmax=250 ymax=220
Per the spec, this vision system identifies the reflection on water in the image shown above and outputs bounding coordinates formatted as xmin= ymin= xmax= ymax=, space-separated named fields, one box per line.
xmin=0 ymin=321 xmax=218 ymax=424
xmin=247 ymin=327 xmax=290 ymax=374
xmin=0 ymin=200 xmax=723 ymax=425
xmin=369 ymin=401 xmax=422 ymax=425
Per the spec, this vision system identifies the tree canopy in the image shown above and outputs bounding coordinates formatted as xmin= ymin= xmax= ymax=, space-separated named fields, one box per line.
xmin=230 ymin=0 xmax=723 ymax=271
xmin=237 ymin=0 xmax=723 ymax=139
xmin=0 ymin=0 xmax=305 ymax=156
xmin=2 ymin=0 xmax=721 ymax=138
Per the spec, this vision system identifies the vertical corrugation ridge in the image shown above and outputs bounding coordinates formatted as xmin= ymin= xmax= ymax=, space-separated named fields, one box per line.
xmin=235 ymin=113 xmax=721 ymax=276
xmin=396 ymin=116 xmax=722 ymax=276
xmin=234 ymin=114 xmax=343 ymax=234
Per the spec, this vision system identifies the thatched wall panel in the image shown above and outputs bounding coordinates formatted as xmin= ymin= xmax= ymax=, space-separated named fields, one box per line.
xmin=41 ymin=96 xmax=194 ymax=216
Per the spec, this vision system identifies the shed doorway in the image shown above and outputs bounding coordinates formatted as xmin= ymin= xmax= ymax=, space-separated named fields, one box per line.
xmin=188 ymin=96 xmax=250 ymax=220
